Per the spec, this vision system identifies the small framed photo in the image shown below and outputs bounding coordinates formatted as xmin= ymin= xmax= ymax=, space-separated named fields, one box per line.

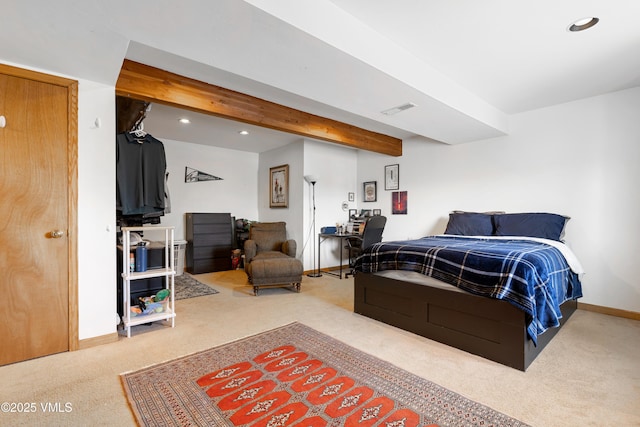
xmin=348 ymin=192 xmax=355 ymax=202
xmin=363 ymin=181 xmax=377 ymax=202
xmin=269 ymin=164 xmax=289 ymax=208
xmin=348 ymin=209 xmax=358 ymax=220
xmin=392 ymin=191 xmax=408 ymax=215
xmin=373 ymin=209 xmax=382 ymax=216
xmin=385 ymin=164 xmax=399 ymax=190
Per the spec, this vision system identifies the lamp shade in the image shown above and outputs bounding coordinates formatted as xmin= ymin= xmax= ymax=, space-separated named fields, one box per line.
xmin=304 ymin=175 xmax=318 ymax=184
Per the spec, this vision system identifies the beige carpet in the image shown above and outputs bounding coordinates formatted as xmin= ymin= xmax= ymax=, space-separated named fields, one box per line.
xmin=0 ymin=269 xmax=638 ymax=426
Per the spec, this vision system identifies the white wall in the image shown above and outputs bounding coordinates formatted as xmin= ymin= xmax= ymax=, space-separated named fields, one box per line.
xmin=77 ymin=81 xmax=118 ymax=339
xmin=257 ymin=142 xmax=304 ymax=257
xmin=256 ymin=139 xmax=358 ymax=271
xmin=302 ymin=140 xmax=358 ymax=271
xmin=141 ymin=138 xmax=260 ymax=242
xmin=357 ymin=87 xmax=640 ymax=312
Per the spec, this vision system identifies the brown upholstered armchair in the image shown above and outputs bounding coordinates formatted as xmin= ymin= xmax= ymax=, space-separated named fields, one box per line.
xmin=244 ymin=222 xmax=303 ymax=295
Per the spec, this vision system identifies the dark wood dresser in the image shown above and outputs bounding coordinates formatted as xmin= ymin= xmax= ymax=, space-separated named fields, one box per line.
xmin=185 ymin=213 xmax=233 ymax=274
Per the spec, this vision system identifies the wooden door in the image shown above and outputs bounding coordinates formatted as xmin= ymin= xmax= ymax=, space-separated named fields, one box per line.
xmin=0 ymin=66 xmax=78 ymax=365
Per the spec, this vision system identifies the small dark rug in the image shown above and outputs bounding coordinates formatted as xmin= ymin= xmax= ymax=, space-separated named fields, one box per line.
xmin=174 ymin=273 xmax=219 ymax=300
xmin=121 ymin=322 xmax=528 ymax=426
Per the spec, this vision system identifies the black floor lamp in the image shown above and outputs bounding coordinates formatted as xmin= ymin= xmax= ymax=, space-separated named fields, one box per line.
xmin=305 ymin=175 xmax=322 ymax=277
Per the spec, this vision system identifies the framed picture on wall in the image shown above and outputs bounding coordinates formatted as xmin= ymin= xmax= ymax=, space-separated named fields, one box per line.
xmin=363 ymin=181 xmax=377 ymax=202
xmin=269 ymin=164 xmax=289 ymax=208
xmin=373 ymin=209 xmax=382 ymax=216
xmin=385 ymin=164 xmax=399 ymax=190
xmin=392 ymin=191 xmax=408 ymax=214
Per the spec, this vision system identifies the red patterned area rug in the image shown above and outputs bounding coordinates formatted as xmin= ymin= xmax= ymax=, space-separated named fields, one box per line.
xmin=121 ymin=322 xmax=528 ymax=426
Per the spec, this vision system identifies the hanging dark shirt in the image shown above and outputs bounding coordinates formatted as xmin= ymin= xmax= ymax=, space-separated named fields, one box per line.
xmin=116 ymin=132 xmax=166 ymax=216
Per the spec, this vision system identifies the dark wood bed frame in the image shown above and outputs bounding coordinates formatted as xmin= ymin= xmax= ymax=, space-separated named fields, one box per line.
xmin=354 ymin=272 xmax=577 ymax=371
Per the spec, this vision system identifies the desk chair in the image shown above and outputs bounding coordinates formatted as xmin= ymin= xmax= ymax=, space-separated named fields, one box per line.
xmin=345 ymin=215 xmax=387 ymax=278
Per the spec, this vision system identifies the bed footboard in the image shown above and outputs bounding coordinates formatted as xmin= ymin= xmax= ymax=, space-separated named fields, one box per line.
xmin=354 ymin=272 xmax=577 ymax=371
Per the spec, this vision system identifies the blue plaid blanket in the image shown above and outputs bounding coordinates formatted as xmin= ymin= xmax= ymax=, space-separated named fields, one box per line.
xmin=354 ymin=236 xmax=583 ymax=344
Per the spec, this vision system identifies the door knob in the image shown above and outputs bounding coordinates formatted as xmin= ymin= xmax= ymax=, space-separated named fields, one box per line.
xmin=50 ymin=230 xmax=65 ymax=238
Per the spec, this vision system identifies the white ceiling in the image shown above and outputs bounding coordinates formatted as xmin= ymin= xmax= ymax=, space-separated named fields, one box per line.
xmin=141 ymin=103 xmax=306 ymax=153
xmin=2 ymin=0 xmax=639 ymax=152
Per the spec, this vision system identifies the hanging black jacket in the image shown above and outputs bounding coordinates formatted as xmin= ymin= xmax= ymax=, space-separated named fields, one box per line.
xmin=116 ymin=131 xmax=166 ymax=216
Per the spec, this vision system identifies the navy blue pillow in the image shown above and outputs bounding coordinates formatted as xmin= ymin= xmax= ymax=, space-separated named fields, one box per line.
xmin=493 ymin=213 xmax=568 ymax=241
xmin=444 ymin=212 xmax=494 ymax=236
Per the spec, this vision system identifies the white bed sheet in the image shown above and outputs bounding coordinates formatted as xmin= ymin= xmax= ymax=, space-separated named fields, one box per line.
xmin=373 ymin=270 xmax=466 ymax=293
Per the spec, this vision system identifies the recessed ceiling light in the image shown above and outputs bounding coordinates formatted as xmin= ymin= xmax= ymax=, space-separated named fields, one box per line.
xmin=179 ymin=118 xmax=190 ymax=124
xmin=239 ymin=130 xmax=249 ymax=135
xmin=568 ymin=17 xmax=599 ymax=32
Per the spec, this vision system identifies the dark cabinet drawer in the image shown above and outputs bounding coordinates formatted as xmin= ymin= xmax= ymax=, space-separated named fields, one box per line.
xmin=187 ymin=212 xmax=231 ymax=225
xmin=191 ymin=233 xmax=232 ymax=247
xmin=190 ymin=223 xmax=231 ymax=236
xmin=193 ymin=257 xmax=231 ymax=274
xmin=185 ymin=212 xmax=233 ymax=274
xmin=192 ymin=245 xmax=232 ymax=259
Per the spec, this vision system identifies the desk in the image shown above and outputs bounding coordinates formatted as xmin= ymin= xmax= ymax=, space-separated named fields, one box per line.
xmin=317 ymin=233 xmax=359 ymax=279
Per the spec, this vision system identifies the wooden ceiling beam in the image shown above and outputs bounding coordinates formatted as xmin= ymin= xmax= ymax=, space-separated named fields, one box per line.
xmin=115 ymin=96 xmax=149 ymax=133
xmin=115 ymin=60 xmax=402 ymax=156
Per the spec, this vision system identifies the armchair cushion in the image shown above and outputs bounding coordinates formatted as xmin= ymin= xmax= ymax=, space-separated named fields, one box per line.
xmin=243 ymin=221 xmax=303 ymax=295
xmin=282 ymin=239 xmax=296 ymax=258
xmin=246 ymin=252 xmax=303 ymax=285
xmin=249 ymin=221 xmax=288 ymax=253
xmin=244 ymin=240 xmax=257 ymax=268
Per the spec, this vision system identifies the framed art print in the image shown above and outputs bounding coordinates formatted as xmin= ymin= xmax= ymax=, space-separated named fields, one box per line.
xmin=363 ymin=181 xmax=377 ymax=202
xmin=392 ymin=191 xmax=408 ymax=214
xmin=385 ymin=164 xmax=399 ymax=190
xmin=270 ymin=164 xmax=289 ymax=208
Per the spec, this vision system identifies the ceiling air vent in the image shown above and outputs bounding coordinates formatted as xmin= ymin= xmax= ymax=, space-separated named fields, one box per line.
xmin=381 ymin=102 xmax=417 ymax=116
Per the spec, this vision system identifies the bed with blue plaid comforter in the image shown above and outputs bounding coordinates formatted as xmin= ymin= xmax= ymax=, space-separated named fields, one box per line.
xmin=354 ymin=235 xmax=583 ymax=344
